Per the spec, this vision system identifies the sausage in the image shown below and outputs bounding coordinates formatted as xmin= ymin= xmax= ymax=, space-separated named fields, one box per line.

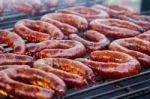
xmin=57 ymin=6 xmax=109 ymax=21
xmin=41 ymin=13 xmax=88 ymax=31
xmin=41 ymin=15 xmax=78 ymax=35
xmin=109 ymin=37 xmax=150 ymax=66
xmin=14 ymin=19 xmax=64 ymax=42
xmin=92 ymin=4 xmax=139 ymax=18
xmin=0 ymin=65 xmax=30 ymax=70
xmin=76 ymin=50 xmax=141 ymax=78
xmin=123 ymin=15 xmax=150 ymax=32
xmin=0 ymin=67 xmax=66 ymax=98
xmin=0 ymin=30 xmax=25 ymax=54
xmin=33 ymin=58 xmax=95 ymax=88
xmin=69 ymin=30 xmax=110 ymax=52
xmin=0 ymin=53 xmax=33 ymax=65
xmin=90 ymin=18 xmax=142 ymax=38
xmin=26 ymin=40 xmax=86 ymax=59
xmin=45 ymin=0 xmax=59 ymax=7
xmin=10 ymin=0 xmax=42 ymax=15
xmin=137 ymin=31 xmax=150 ymax=41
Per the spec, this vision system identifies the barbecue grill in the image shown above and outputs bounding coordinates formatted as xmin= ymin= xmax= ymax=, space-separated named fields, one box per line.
xmin=0 ymin=0 xmax=150 ymax=99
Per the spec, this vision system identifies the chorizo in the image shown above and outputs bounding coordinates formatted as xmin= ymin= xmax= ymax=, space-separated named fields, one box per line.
xmin=124 ymin=15 xmax=150 ymax=32
xmin=76 ymin=50 xmax=141 ymax=78
xmin=0 ymin=65 xmax=30 ymax=70
xmin=41 ymin=13 xmax=88 ymax=31
xmin=57 ymin=6 xmax=109 ymax=21
xmin=26 ymin=40 xmax=86 ymax=59
xmin=14 ymin=19 xmax=64 ymax=42
xmin=69 ymin=30 xmax=110 ymax=52
xmin=0 ymin=30 xmax=25 ymax=54
xmin=0 ymin=53 xmax=33 ymax=65
xmin=90 ymin=18 xmax=142 ymax=38
xmin=92 ymin=4 xmax=139 ymax=18
xmin=33 ymin=58 xmax=95 ymax=88
xmin=10 ymin=0 xmax=42 ymax=15
xmin=137 ymin=31 xmax=150 ymax=41
xmin=109 ymin=37 xmax=150 ymax=66
xmin=0 ymin=67 xmax=66 ymax=98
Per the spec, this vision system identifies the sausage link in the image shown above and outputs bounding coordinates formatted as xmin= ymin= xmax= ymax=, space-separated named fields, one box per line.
xmin=137 ymin=31 xmax=150 ymax=41
xmin=76 ymin=50 xmax=141 ymax=78
xmin=0 ymin=65 xmax=30 ymax=70
xmin=11 ymin=0 xmax=42 ymax=15
xmin=0 ymin=53 xmax=33 ymax=65
xmin=34 ymin=58 xmax=95 ymax=88
xmin=0 ymin=67 xmax=66 ymax=98
xmin=27 ymin=40 xmax=86 ymax=59
xmin=41 ymin=13 xmax=88 ymax=31
xmin=69 ymin=30 xmax=110 ymax=52
xmin=14 ymin=19 xmax=64 ymax=42
xmin=0 ymin=30 xmax=25 ymax=54
xmin=57 ymin=6 xmax=109 ymax=21
xmin=90 ymin=18 xmax=142 ymax=38
xmin=109 ymin=38 xmax=150 ymax=66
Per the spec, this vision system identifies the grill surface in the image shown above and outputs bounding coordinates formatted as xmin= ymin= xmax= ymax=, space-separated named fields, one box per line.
xmin=0 ymin=1 xmax=150 ymax=99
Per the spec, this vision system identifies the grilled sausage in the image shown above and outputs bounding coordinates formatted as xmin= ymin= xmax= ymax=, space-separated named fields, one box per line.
xmin=14 ymin=19 xmax=64 ymax=42
xmin=0 ymin=67 xmax=66 ymax=98
xmin=34 ymin=58 xmax=95 ymax=88
xmin=76 ymin=50 xmax=141 ymax=78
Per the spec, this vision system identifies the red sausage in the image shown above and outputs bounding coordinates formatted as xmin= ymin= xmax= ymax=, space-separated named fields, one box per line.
xmin=34 ymin=58 xmax=95 ymax=88
xmin=57 ymin=6 xmax=109 ymax=21
xmin=0 ymin=30 xmax=25 ymax=54
xmin=26 ymin=40 xmax=86 ymax=59
xmin=69 ymin=30 xmax=110 ymax=52
xmin=90 ymin=18 xmax=142 ymax=38
xmin=41 ymin=13 xmax=88 ymax=31
xmin=0 ymin=67 xmax=66 ymax=98
xmin=109 ymin=37 xmax=150 ymax=66
xmin=14 ymin=19 xmax=64 ymax=42
xmin=76 ymin=50 xmax=141 ymax=78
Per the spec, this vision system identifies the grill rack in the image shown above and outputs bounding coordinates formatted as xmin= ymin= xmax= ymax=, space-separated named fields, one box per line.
xmin=0 ymin=1 xmax=150 ymax=99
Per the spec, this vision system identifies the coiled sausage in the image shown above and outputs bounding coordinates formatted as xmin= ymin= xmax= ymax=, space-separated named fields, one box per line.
xmin=34 ymin=58 xmax=95 ymax=88
xmin=14 ymin=19 xmax=64 ymax=42
xmin=76 ymin=50 xmax=141 ymax=78
xmin=0 ymin=67 xmax=66 ymax=98
xmin=26 ymin=40 xmax=86 ymax=59
xmin=69 ymin=30 xmax=110 ymax=52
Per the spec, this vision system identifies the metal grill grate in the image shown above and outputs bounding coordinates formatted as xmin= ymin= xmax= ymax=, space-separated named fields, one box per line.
xmin=0 ymin=1 xmax=149 ymax=99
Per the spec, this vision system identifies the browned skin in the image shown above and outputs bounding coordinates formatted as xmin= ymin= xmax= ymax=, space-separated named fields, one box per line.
xmin=41 ymin=15 xmax=78 ymax=35
xmin=41 ymin=13 xmax=88 ymax=31
xmin=34 ymin=58 xmax=95 ymax=88
xmin=0 ymin=65 xmax=30 ymax=70
xmin=14 ymin=19 xmax=64 ymax=42
xmin=11 ymin=0 xmax=42 ymax=15
xmin=90 ymin=18 xmax=142 ymax=38
xmin=57 ymin=6 xmax=109 ymax=21
xmin=109 ymin=38 xmax=150 ymax=66
xmin=0 ymin=30 xmax=25 ymax=54
xmin=0 ymin=67 xmax=66 ymax=98
xmin=123 ymin=15 xmax=150 ymax=32
xmin=0 ymin=53 xmax=33 ymax=65
xmin=69 ymin=30 xmax=110 ymax=52
xmin=137 ymin=31 xmax=150 ymax=41
xmin=45 ymin=0 xmax=59 ymax=7
xmin=27 ymin=40 xmax=86 ymax=59
xmin=76 ymin=50 xmax=141 ymax=79
xmin=92 ymin=4 xmax=139 ymax=18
